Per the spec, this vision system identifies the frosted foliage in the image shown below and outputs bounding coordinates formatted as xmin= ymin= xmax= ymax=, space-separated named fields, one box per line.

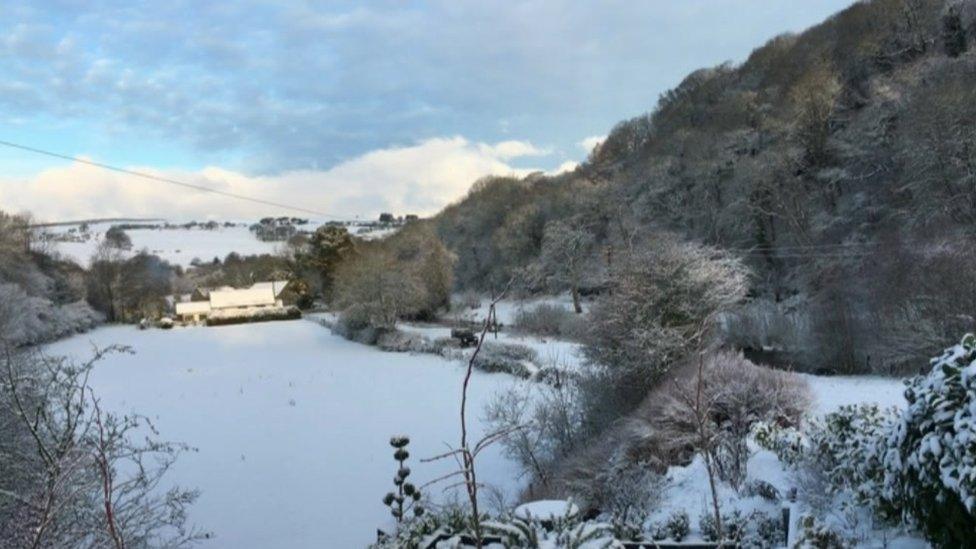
xmin=882 ymin=334 xmax=976 ymax=518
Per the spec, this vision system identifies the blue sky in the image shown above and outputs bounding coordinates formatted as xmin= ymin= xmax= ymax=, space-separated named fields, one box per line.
xmin=0 ymin=1 xmax=855 ymax=220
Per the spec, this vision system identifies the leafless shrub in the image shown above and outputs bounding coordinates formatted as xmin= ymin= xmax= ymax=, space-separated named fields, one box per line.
xmin=484 ymin=379 xmax=583 ymax=494
xmin=0 ymin=345 xmax=206 ymax=548
xmin=512 ymin=303 xmax=583 ymax=340
xmin=648 ymin=351 xmax=810 ymax=490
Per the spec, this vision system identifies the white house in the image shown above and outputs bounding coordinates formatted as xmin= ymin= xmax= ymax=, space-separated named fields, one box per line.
xmin=175 ymin=280 xmax=290 ymax=323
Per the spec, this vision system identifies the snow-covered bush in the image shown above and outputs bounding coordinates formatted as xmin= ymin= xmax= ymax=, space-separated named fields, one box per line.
xmin=485 ymin=381 xmax=584 ymax=494
xmin=878 ymin=333 xmax=976 ymax=545
xmin=0 ymin=283 xmax=103 ymax=347
xmin=742 ymin=512 xmax=785 ymax=549
xmin=471 ymin=341 xmax=537 ymax=378
xmin=663 ymin=509 xmax=690 ymax=541
xmin=206 ymin=305 xmax=300 ymax=326
xmin=654 ymin=351 xmax=810 ymax=488
xmin=374 ymin=503 xmax=618 ymax=548
xmin=742 ymin=479 xmax=781 ymax=502
xmin=755 ymin=403 xmax=894 ymax=509
xmin=699 ymin=508 xmax=747 ymax=543
xmin=792 ymin=515 xmax=850 ymax=548
xmin=513 ymin=303 xmax=584 ymax=340
xmin=582 ymin=235 xmax=749 ymax=421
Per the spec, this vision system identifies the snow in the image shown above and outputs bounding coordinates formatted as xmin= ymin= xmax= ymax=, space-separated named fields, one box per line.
xmin=45 ymin=221 xmax=282 ymax=267
xmin=44 ymin=320 xmax=528 ymax=548
xmin=398 ymin=322 xmax=584 ymax=372
xmin=454 ymin=295 xmax=581 ymax=326
xmin=645 ymin=374 xmax=915 ymax=543
xmin=801 ymin=374 xmax=908 ymax=415
xmin=513 ymin=500 xmax=579 ymax=521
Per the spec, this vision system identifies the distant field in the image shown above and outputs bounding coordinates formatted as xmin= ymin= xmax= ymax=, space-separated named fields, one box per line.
xmin=43 ymin=221 xmax=283 ymax=267
xmin=40 ymin=219 xmax=398 ymax=267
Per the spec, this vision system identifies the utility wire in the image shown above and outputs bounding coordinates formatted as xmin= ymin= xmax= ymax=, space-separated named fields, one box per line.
xmin=0 ymin=139 xmax=339 ymax=218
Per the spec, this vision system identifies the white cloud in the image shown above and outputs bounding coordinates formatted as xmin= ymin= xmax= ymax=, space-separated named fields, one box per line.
xmin=579 ymin=135 xmax=606 ymax=154
xmin=478 ymin=140 xmax=549 ymax=160
xmin=550 ymin=160 xmax=579 ymax=174
xmin=0 ymin=136 xmax=548 ymax=222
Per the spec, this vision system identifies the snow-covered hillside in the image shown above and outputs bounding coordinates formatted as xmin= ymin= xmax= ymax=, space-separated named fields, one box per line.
xmin=45 ymin=320 xmax=527 ymax=548
xmin=43 ymin=221 xmax=282 ymax=267
xmin=39 ymin=219 xmax=402 ymax=267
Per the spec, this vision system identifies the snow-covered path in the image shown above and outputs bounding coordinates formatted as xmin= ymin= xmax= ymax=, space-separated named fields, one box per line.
xmin=45 ymin=320 xmax=527 ymax=548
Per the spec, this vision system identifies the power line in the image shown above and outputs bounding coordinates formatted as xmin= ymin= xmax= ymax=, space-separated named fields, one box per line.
xmin=0 ymin=139 xmax=339 ymax=218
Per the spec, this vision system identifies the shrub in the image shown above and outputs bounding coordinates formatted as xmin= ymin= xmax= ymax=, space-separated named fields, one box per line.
xmin=471 ymin=342 xmax=537 ymax=378
xmin=664 ymin=510 xmax=690 ymax=541
xmin=699 ymin=509 xmax=746 ymax=543
xmin=653 ymin=351 xmax=811 ymax=489
xmin=512 ymin=303 xmax=581 ymax=339
xmin=582 ymin=235 xmax=749 ymax=423
xmin=755 ymin=404 xmax=895 ymax=520
xmin=879 ymin=334 xmax=976 ymax=546
xmin=792 ymin=515 xmax=850 ymax=549
xmin=742 ymin=479 xmax=781 ymax=502
xmin=205 ymin=305 xmax=301 ymax=326
xmin=743 ymin=512 xmax=785 ymax=549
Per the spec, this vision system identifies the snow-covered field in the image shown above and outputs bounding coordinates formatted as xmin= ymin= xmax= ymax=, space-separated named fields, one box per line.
xmin=45 ymin=320 xmax=527 ymax=548
xmin=44 ymin=221 xmax=283 ymax=267
xmin=41 ymin=219 xmax=400 ymax=267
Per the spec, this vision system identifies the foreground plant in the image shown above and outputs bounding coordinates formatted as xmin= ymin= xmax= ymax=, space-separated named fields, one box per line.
xmin=0 ymin=344 xmax=207 ymax=548
xmin=383 ymin=436 xmax=424 ymax=525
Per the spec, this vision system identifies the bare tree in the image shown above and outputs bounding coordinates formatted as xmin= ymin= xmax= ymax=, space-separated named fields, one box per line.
xmin=540 ymin=219 xmax=595 ymax=314
xmin=422 ymin=284 xmax=524 ymax=548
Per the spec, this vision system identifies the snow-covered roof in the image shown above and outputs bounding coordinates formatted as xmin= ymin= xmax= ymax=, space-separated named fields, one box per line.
xmin=251 ymin=280 xmax=290 ymax=298
xmin=209 ymin=286 xmax=277 ymax=309
xmin=175 ymin=301 xmax=212 ymax=315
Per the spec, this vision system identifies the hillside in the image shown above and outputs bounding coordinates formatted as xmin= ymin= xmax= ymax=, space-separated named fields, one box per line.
xmin=433 ymin=0 xmax=976 ymax=375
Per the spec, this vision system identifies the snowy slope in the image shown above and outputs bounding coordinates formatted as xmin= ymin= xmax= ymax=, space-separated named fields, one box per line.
xmin=45 ymin=320 xmax=527 ymax=548
xmin=44 ymin=221 xmax=283 ymax=267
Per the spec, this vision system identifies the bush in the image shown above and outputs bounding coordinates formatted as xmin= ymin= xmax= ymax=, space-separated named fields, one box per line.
xmin=878 ymin=334 xmax=976 ymax=546
xmin=471 ymin=342 xmax=537 ymax=378
xmin=742 ymin=479 xmax=780 ymax=502
xmin=652 ymin=351 xmax=811 ymax=489
xmin=699 ymin=509 xmax=746 ymax=543
xmin=582 ymin=235 xmax=749 ymax=423
xmin=743 ymin=512 xmax=785 ymax=549
xmin=511 ymin=302 xmax=589 ymax=341
xmin=0 ymin=284 xmax=103 ymax=346
xmin=664 ymin=510 xmax=690 ymax=541
xmin=512 ymin=303 xmax=581 ymax=339
xmin=792 ymin=515 xmax=850 ymax=549
xmin=205 ymin=305 xmax=301 ymax=326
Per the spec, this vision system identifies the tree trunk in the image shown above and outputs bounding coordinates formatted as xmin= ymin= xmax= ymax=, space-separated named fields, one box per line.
xmin=571 ymin=285 xmax=582 ymax=314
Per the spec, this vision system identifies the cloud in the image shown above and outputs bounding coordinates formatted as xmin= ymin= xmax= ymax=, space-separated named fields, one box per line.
xmin=0 ymin=1 xmax=857 ymax=173
xmin=478 ymin=140 xmax=549 ymax=160
xmin=0 ymin=137 xmax=549 ymax=222
xmin=578 ymin=135 xmax=606 ymax=154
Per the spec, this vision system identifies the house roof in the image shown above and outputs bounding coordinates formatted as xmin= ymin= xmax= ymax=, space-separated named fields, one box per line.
xmin=209 ymin=286 xmax=277 ymax=309
xmin=251 ymin=280 xmax=290 ymax=298
xmin=176 ymin=301 xmax=212 ymax=315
